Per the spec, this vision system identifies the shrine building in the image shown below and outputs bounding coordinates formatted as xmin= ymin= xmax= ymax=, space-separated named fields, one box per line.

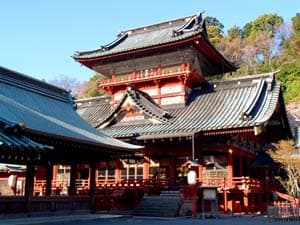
xmin=0 ymin=66 xmax=141 ymax=214
xmin=74 ymin=13 xmax=292 ymax=215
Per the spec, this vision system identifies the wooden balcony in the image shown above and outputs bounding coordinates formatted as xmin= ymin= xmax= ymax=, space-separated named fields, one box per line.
xmin=99 ymin=64 xmax=193 ymax=88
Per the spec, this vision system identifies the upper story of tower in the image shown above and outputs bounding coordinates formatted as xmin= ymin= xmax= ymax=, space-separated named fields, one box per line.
xmin=73 ymin=13 xmax=236 ymax=106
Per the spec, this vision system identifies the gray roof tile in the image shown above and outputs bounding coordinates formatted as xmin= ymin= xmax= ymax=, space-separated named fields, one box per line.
xmin=0 ymin=118 xmax=52 ymax=151
xmin=0 ymin=66 xmax=141 ymax=150
xmin=74 ymin=14 xmax=205 ymax=59
xmin=77 ymin=73 xmax=283 ymax=139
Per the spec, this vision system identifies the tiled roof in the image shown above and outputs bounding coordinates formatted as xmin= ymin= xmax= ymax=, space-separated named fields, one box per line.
xmin=99 ymin=86 xmax=172 ymax=128
xmin=73 ymin=13 xmax=206 ymax=59
xmin=0 ymin=66 xmax=141 ymax=150
xmin=77 ymin=73 xmax=285 ymax=140
xmin=0 ymin=117 xmax=52 ymax=152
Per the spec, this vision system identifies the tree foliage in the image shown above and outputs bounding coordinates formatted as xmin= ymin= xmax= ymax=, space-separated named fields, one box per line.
xmin=276 ymin=64 xmax=300 ymax=103
xmin=243 ymin=14 xmax=284 ymax=40
xmin=213 ymin=13 xmax=299 ymax=104
xmin=75 ymin=74 xmax=106 ymax=99
xmin=268 ymin=140 xmax=300 ymax=198
xmin=205 ymin=16 xmax=224 ymax=44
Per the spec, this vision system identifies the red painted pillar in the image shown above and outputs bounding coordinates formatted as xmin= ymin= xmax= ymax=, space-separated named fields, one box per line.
xmin=247 ymin=157 xmax=251 ymax=177
xmin=227 ymin=149 xmax=233 ymax=188
xmin=89 ymin=163 xmax=96 ymax=213
xmin=192 ymin=184 xmax=198 ymax=217
xmin=52 ymin=165 xmax=57 ymax=184
xmin=45 ymin=164 xmax=53 ymax=196
xmin=258 ymin=193 xmax=263 ymax=213
xmin=239 ymin=153 xmax=243 ymax=176
xmin=198 ymin=165 xmax=203 ymax=183
xmin=143 ymin=157 xmax=150 ymax=180
xmin=24 ymin=164 xmax=35 ymax=214
xmin=157 ymin=65 xmax=162 ymax=75
xmin=69 ymin=164 xmax=77 ymax=196
xmin=223 ymin=189 xmax=228 ymax=213
xmin=265 ymin=169 xmax=270 ymax=207
xmin=169 ymin=158 xmax=175 ymax=186
xmin=155 ymin=81 xmax=161 ymax=106
xmin=243 ymin=191 xmax=249 ymax=214
xmin=115 ymin=160 xmax=122 ymax=184
xmin=180 ymin=63 xmax=186 ymax=71
xmin=112 ymin=74 xmax=116 ymax=82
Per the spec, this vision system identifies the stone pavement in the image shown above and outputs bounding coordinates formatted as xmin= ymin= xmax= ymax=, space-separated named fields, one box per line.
xmin=0 ymin=213 xmax=299 ymax=225
xmin=0 ymin=213 xmax=124 ymax=225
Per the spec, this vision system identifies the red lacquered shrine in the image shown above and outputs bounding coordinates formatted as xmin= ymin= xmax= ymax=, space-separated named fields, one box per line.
xmin=74 ymin=13 xmax=292 ymax=215
xmin=0 ymin=66 xmax=141 ymax=214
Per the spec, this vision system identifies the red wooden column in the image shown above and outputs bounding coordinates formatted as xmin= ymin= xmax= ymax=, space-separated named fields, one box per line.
xmin=24 ymin=164 xmax=35 ymax=214
xmin=227 ymin=149 xmax=233 ymax=188
xmin=239 ymin=153 xmax=243 ymax=176
xmin=198 ymin=165 xmax=203 ymax=183
xmin=247 ymin=158 xmax=251 ymax=177
xmin=68 ymin=164 xmax=77 ymax=196
xmin=52 ymin=165 xmax=58 ymax=184
xmin=115 ymin=160 xmax=122 ymax=184
xmin=143 ymin=157 xmax=150 ymax=180
xmin=243 ymin=191 xmax=249 ymax=214
xmin=258 ymin=193 xmax=264 ymax=213
xmin=223 ymin=189 xmax=228 ymax=213
xmin=169 ymin=157 xmax=175 ymax=186
xmin=154 ymin=80 xmax=161 ymax=106
xmin=265 ymin=168 xmax=270 ymax=207
xmin=89 ymin=162 xmax=96 ymax=213
xmin=197 ymin=143 xmax=203 ymax=183
xmin=45 ymin=164 xmax=53 ymax=196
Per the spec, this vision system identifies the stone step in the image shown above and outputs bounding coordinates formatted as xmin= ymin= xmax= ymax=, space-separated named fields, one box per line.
xmin=133 ymin=194 xmax=182 ymax=217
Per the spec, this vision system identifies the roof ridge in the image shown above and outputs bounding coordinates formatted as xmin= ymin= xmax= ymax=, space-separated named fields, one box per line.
xmin=213 ymin=72 xmax=275 ymax=83
xmin=0 ymin=66 xmax=71 ymax=103
xmin=209 ymin=72 xmax=275 ymax=91
xmin=241 ymin=79 xmax=267 ymax=120
xmin=120 ymin=13 xmax=202 ymax=35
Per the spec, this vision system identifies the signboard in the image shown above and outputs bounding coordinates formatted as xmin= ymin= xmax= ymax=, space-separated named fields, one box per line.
xmin=202 ymin=188 xmax=217 ymax=200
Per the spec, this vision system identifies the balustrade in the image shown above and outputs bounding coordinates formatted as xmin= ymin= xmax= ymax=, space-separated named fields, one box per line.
xmin=99 ymin=64 xmax=191 ymax=86
xmin=268 ymin=201 xmax=300 ymax=221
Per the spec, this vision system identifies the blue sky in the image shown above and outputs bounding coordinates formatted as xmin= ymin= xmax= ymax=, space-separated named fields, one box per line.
xmin=0 ymin=0 xmax=299 ymax=82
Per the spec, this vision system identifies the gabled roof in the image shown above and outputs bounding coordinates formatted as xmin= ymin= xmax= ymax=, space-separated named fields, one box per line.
xmin=0 ymin=66 xmax=141 ymax=150
xmin=76 ymin=87 xmax=171 ymax=130
xmin=97 ymin=86 xmax=171 ymax=128
xmin=77 ymin=73 xmax=291 ymax=140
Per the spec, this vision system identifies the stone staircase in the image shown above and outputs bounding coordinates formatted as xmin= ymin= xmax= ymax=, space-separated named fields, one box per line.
xmin=132 ymin=190 xmax=182 ymax=217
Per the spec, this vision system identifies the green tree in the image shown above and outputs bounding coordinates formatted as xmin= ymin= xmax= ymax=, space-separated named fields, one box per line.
xmin=276 ymin=13 xmax=300 ymax=103
xmin=276 ymin=64 xmax=300 ymax=103
xmin=242 ymin=14 xmax=284 ymax=40
xmin=282 ymin=13 xmax=300 ymax=63
xmin=205 ymin=16 xmax=224 ymax=44
xmin=292 ymin=13 xmax=300 ymax=34
xmin=227 ymin=26 xmax=242 ymax=40
xmin=76 ymin=74 xmax=106 ymax=98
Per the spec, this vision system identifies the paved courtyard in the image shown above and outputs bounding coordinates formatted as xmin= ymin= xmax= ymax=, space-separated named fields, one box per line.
xmin=49 ymin=217 xmax=300 ymax=225
xmin=1 ymin=214 xmax=300 ymax=225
